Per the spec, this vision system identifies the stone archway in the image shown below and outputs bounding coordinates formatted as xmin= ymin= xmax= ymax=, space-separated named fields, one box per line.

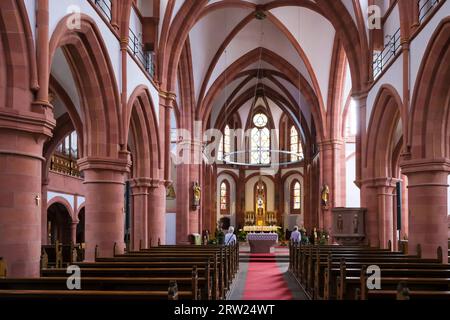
xmin=364 ymin=85 xmax=403 ymax=249
xmin=402 ymin=18 xmax=450 ymax=259
xmin=49 ymin=14 xmax=130 ymax=261
xmin=47 ymin=202 xmax=73 ymax=245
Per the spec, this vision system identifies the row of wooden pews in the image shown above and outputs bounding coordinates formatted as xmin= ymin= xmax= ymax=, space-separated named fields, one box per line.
xmin=289 ymin=241 xmax=450 ymax=300
xmin=0 ymin=242 xmax=239 ymax=301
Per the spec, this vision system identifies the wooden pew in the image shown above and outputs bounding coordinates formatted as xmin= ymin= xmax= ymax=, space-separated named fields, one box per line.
xmin=0 ymin=288 xmax=184 ymax=301
xmin=119 ymin=246 xmax=232 ymax=293
xmin=0 ymin=257 xmax=6 ymax=278
xmin=367 ymin=282 xmax=450 ymax=300
xmin=41 ymin=242 xmax=83 ymax=269
xmin=92 ymin=251 xmax=222 ymax=299
xmin=0 ymin=267 xmax=200 ymax=300
xmin=333 ymin=247 xmax=447 ymax=300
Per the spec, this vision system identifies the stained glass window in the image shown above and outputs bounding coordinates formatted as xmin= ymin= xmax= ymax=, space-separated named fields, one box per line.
xmin=220 ymin=181 xmax=229 ymax=214
xmin=290 ymin=126 xmax=302 ymax=162
xmin=218 ymin=125 xmax=231 ymax=162
xmin=291 ymin=180 xmax=301 ymax=212
xmin=251 ymin=113 xmax=270 ymax=164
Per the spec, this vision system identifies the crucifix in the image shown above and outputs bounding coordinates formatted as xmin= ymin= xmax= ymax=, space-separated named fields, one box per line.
xmin=35 ymin=194 xmax=41 ymax=206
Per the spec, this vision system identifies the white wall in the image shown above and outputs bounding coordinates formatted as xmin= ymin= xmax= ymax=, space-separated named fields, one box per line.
xmin=165 ymin=212 xmax=176 ymax=245
xmin=345 ymin=143 xmax=360 ymax=207
xmin=366 ymin=54 xmax=403 ymax=129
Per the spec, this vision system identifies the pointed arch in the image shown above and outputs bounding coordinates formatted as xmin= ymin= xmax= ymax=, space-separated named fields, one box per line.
xmin=409 ymin=17 xmax=450 ymax=160
xmin=199 ymin=48 xmax=326 ymax=142
xmin=126 ymin=85 xmax=161 ymax=178
xmin=49 ymin=14 xmax=121 ymax=158
xmin=0 ymin=0 xmax=37 ymax=111
xmin=365 ymin=85 xmax=403 ymax=178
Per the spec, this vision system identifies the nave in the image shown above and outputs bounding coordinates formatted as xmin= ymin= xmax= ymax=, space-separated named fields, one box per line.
xmin=0 ymin=0 xmax=450 ymax=307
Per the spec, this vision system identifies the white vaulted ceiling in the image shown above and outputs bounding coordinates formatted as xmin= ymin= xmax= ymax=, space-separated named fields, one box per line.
xmin=165 ymin=0 xmax=366 ymax=136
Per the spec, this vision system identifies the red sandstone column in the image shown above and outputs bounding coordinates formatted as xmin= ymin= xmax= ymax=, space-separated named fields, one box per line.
xmin=402 ymin=162 xmax=449 ymax=260
xmin=376 ymin=180 xmax=396 ymax=249
xmin=130 ymin=179 xmax=149 ymax=250
xmin=78 ymin=157 xmax=130 ymax=261
xmin=318 ymin=140 xmax=344 ymax=235
xmin=70 ymin=222 xmax=78 ymax=245
xmin=361 ymin=181 xmax=379 ymax=247
xmin=176 ymin=163 xmax=190 ymax=244
xmin=353 ymin=92 xmax=368 ymax=187
xmin=0 ymin=131 xmax=49 ymax=277
xmin=41 ymin=178 xmax=49 ymax=245
xmin=148 ymin=180 xmax=166 ymax=246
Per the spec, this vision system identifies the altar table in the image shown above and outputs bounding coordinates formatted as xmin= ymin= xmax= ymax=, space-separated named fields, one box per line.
xmin=247 ymin=233 xmax=278 ymax=254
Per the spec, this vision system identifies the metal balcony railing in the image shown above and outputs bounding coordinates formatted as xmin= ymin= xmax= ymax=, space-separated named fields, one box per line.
xmin=372 ymin=27 xmax=401 ymax=79
xmin=418 ymin=0 xmax=442 ymax=23
xmin=93 ymin=0 xmax=112 ymax=22
xmin=128 ymin=28 xmax=155 ymax=77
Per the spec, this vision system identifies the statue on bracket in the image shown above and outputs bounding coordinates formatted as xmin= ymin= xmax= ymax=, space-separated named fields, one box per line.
xmin=192 ymin=181 xmax=201 ymax=209
xmin=321 ymin=184 xmax=330 ymax=209
xmin=166 ymin=183 xmax=176 ymax=199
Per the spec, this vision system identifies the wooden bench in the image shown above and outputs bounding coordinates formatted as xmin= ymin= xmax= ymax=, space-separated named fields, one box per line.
xmin=367 ymin=282 xmax=450 ymax=300
xmin=0 ymin=267 xmax=200 ymax=299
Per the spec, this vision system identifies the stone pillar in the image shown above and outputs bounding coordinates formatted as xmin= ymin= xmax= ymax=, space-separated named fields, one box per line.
xmin=402 ymin=160 xmax=449 ymax=260
xmin=78 ymin=157 xmax=130 ymax=261
xmin=361 ymin=181 xmax=379 ymax=247
xmin=70 ymin=222 xmax=78 ymax=245
xmin=375 ymin=179 xmax=396 ymax=249
xmin=352 ymin=92 xmax=368 ymax=187
xmin=41 ymin=178 xmax=49 ymax=245
xmin=148 ymin=179 xmax=166 ymax=246
xmin=0 ymin=130 xmax=50 ymax=277
xmin=361 ymin=178 xmax=397 ymax=248
xmin=176 ymin=163 xmax=190 ymax=244
xmin=130 ymin=178 xmax=150 ymax=250
xmin=318 ymin=139 xmax=344 ymax=235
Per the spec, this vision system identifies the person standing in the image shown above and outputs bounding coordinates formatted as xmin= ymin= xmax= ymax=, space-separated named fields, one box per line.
xmin=224 ymin=226 xmax=237 ymax=246
xmin=290 ymin=226 xmax=301 ymax=243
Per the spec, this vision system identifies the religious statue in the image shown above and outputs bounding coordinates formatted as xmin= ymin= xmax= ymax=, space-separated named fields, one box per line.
xmin=321 ymin=184 xmax=330 ymax=208
xmin=353 ymin=214 xmax=359 ymax=234
xmin=337 ymin=214 xmax=344 ymax=232
xmin=166 ymin=183 xmax=176 ymax=199
xmin=192 ymin=181 xmax=201 ymax=208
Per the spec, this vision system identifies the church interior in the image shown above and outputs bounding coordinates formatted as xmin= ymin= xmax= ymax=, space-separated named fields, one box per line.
xmin=0 ymin=0 xmax=449 ymax=303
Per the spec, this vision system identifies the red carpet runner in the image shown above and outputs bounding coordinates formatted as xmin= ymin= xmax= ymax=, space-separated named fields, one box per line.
xmin=242 ymin=253 xmax=293 ymax=300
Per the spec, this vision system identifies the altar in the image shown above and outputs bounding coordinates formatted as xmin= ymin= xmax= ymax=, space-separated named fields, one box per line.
xmin=247 ymin=233 xmax=278 ymax=253
xmin=243 ymin=225 xmax=279 ymax=233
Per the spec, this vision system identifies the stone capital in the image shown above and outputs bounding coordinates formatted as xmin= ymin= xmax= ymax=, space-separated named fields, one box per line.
xmin=317 ymin=139 xmax=344 ymax=151
xmin=0 ymin=107 xmax=55 ymax=139
xmin=351 ymin=90 xmax=369 ymax=102
xmin=360 ymin=177 xmax=400 ymax=189
xmin=77 ymin=156 xmax=131 ymax=173
xmin=400 ymin=158 xmax=450 ymax=175
xmin=159 ymin=91 xmax=176 ymax=108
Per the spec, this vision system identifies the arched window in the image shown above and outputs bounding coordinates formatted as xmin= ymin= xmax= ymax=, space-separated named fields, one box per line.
xmin=291 ymin=180 xmax=301 ymax=214
xmin=220 ymin=181 xmax=230 ymax=215
xmin=290 ymin=126 xmax=303 ymax=162
xmin=56 ymin=131 xmax=78 ymax=159
xmin=218 ymin=125 xmax=231 ymax=162
xmin=250 ymin=113 xmax=270 ymax=164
